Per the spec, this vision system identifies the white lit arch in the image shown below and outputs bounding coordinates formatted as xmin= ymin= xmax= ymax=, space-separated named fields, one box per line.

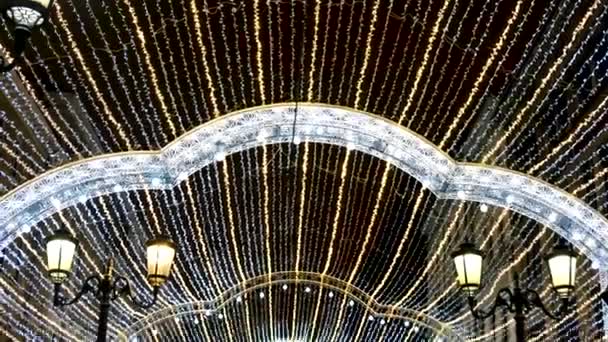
xmin=0 ymin=103 xmax=607 ymax=268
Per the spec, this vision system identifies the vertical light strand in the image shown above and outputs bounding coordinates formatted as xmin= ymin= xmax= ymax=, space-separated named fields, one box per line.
xmin=396 ymin=0 xmax=454 ymax=125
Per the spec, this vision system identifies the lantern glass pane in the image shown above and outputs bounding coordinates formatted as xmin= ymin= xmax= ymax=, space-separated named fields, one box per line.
xmin=548 ymin=254 xmax=577 ymax=297
xmin=46 ymin=237 xmax=77 ymax=283
xmin=454 ymin=253 xmax=483 ymax=293
xmin=147 ymin=241 xmax=176 ymax=287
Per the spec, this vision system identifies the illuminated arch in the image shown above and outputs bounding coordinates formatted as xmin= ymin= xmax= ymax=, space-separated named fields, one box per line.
xmin=0 ymin=103 xmax=607 ymax=267
xmin=124 ymin=271 xmax=463 ymax=341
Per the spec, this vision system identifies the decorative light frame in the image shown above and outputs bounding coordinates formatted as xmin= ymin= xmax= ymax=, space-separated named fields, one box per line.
xmin=124 ymin=271 xmax=463 ymax=341
xmin=0 ymin=103 xmax=607 ymax=268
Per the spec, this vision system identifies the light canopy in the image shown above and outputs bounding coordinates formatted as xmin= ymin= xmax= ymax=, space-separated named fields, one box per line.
xmin=452 ymin=243 xmax=484 ymax=296
xmin=146 ymin=237 xmax=176 ymax=287
xmin=46 ymin=230 xmax=78 ymax=284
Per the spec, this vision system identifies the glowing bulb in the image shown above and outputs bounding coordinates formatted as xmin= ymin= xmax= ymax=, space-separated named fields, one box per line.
xmin=368 ymin=315 xmax=374 ymax=321
xmin=506 ymin=195 xmax=515 ymax=204
xmin=348 ymin=300 xmax=355 ymax=307
xmin=328 ymin=292 xmax=334 ymax=298
xmin=218 ymin=313 xmax=224 ymax=319
xmin=50 ymin=197 xmax=62 ymax=209
xmin=259 ymin=292 xmax=265 ymax=299
xmin=282 ymin=284 xmax=288 ymax=290
xmin=293 ymin=136 xmax=301 ymax=145
xmin=304 ymin=287 xmax=311 ymax=293
xmin=78 ymin=195 xmax=87 ymax=203
xmin=112 ymin=184 xmax=123 ymax=192
xmin=480 ymin=204 xmax=488 ymax=213
xmin=548 ymin=212 xmax=558 ymax=223
xmin=457 ymin=191 xmax=465 ymax=199
xmin=236 ymin=296 xmax=242 ymax=303
xmin=215 ymin=152 xmax=226 ymax=161
xmin=380 ymin=319 xmax=386 ymax=325
xmin=151 ymin=178 xmax=161 ymax=187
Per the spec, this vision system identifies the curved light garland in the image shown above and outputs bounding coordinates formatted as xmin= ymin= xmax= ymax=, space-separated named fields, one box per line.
xmin=125 ymin=271 xmax=463 ymax=341
xmin=0 ymin=103 xmax=607 ymax=268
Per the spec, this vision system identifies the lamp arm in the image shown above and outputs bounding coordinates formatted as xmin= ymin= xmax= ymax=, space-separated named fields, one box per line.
xmin=112 ymin=276 xmax=159 ymax=309
xmin=53 ymin=275 xmax=100 ymax=307
xmin=525 ymin=289 xmax=569 ymax=320
xmin=468 ymin=288 xmax=513 ymax=319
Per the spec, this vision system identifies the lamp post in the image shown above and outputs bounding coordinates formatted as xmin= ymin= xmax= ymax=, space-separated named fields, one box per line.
xmin=452 ymin=243 xmax=577 ymax=342
xmin=1 ymin=0 xmax=54 ymax=72
xmin=45 ymin=230 xmax=177 ymax=342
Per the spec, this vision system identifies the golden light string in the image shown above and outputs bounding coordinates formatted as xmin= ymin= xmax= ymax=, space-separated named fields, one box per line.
xmin=325 ymin=0 xmax=348 ymax=101
xmin=394 ymin=203 xmax=465 ymax=307
xmin=157 ymin=190 xmax=217 ymax=299
xmin=261 ymin=145 xmax=275 ymax=340
xmin=413 ymin=0 xmax=478 ymax=130
xmin=14 ymin=68 xmax=83 ymax=156
xmin=355 ymin=174 xmax=421 ymax=301
xmin=311 ymin=146 xmax=343 ymax=273
xmin=329 ymin=164 xmax=391 ymax=342
xmin=0 ymin=143 xmax=37 ymax=177
xmin=219 ymin=160 xmax=255 ymax=341
xmin=438 ymin=0 xmax=525 ymax=150
xmin=0 ymin=76 xmax=63 ymax=163
xmin=388 ymin=199 xmax=467 ymax=309
xmin=0 ymin=277 xmax=82 ymax=339
xmin=386 ymin=0 xmax=434 ymax=116
xmin=253 ymin=0 xmax=267 ymax=103
xmin=337 ymin=0 xmax=368 ymax=103
xmin=265 ymin=0 xmax=276 ymax=102
xmin=527 ymin=93 xmax=608 ymax=176
xmin=368 ymin=1 xmax=412 ymax=112
xmin=315 ymin=0 xmax=336 ymax=101
xmin=141 ymin=0 xmax=189 ymax=134
xmin=120 ymin=0 xmax=180 ymax=138
xmin=220 ymin=161 xmax=248 ymax=281
xmin=353 ymin=0 xmax=383 ymax=109
xmin=54 ymin=2 xmax=134 ymax=149
xmin=139 ymin=187 xmax=200 ymax=302
xmin=20 ymin=25 xmax=109 ymax=153
xmin=495 ymin=23 xmax=608 ymax=168
xmin=181 ymin=181 xmax=226 ymax=296
xmin=288 ymin=0 xmax=298 ymax=99
xmin=200 ymin=0 xmax=230 ymax=112
xmin=200 ymin=167 xmax=242 ymax=285
xmin=308 ymin=150 xmax=352 ymax=340
xmin=407 ymin=0 xmax=462 ymax=129
xmin=368 ymin=191 xmax=427 ymax=299
xmin=273 ymin=0 xmax=286 ymax=101
xmin=189 ymin=0 xmax=221 ymax=117
xmin=0 ymin=117 xmax=46 ymax=170
xmin=242 ymin=149 xmax=267 ymax=283
xmin=305 ymin=0 xmax=323 ymax=102
xmin=66 ymin=0 xmax=153 ymax=148
xmin=395 ymin=0 xmax=453 ymax=125
xmin=426 ymin=0 xmax=507 ymax=144
xmin=461 ymin=0 xmax=578 ymax=160
xmin=446 ymin=0 xmax=540 ymax=155
xmin=330 ymin=152 xmax=378 ymax=278
xmin=480 ymin=0 xmax=603 ymax=164
xmin=164 ymin=0 xmax=207 ymax=127
xmin=99 ymin=0 xmax=166 ymax=147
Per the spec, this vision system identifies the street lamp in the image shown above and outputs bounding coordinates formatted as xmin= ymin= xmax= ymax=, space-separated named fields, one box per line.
xmin=1 ymin=0 xmax=55 ymax=72
xmin=452 ymin=243 xmax=577 ymax=342
xmin=45 ymin=230 xmax=177 ymax=342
